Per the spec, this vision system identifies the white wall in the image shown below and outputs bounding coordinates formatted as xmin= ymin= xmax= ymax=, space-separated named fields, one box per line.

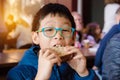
xmin=77 ymin=0 xmax=82 ymax=15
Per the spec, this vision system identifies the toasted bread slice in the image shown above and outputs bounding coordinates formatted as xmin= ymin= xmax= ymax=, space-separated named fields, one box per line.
xmin=51 ymin=47 xmax=73 ymax=62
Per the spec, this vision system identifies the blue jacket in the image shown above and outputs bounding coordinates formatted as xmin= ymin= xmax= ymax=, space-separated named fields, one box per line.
xmin=94 ymin=24 xmax=120 ymax=74
xmin=7 ymin=45 xmax=98 ymax=80
xmin=102 ymin=32 xmax=120 ymax=80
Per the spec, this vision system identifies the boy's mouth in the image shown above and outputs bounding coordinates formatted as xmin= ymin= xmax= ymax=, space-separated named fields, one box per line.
xmin=53 ymin=44 xmax=64 ymax=47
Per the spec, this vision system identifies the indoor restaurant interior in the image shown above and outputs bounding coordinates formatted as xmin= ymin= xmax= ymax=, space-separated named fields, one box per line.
xmin=0 ymin=0 xmax=105 ymax=80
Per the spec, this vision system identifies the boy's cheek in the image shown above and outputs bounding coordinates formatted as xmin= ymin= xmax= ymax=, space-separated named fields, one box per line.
xmin=65 ymin=39 xmax=75 ymax=46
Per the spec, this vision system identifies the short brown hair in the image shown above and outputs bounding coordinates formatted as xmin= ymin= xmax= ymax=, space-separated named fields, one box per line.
xmin=32 ymin=3 xmax=75 ymax=32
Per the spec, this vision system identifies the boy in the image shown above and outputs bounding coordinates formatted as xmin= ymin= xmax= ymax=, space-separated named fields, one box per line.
xmin=7 ymin=3 xmax=98 ymax=80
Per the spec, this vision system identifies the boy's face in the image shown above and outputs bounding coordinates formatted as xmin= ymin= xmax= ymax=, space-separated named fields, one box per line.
xmin=32 ymin=14 xmax=75 ymax=49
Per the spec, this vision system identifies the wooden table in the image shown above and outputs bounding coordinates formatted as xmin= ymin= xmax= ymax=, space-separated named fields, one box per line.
xmin=0 ymin=49 xmax=26 ymax=68
xmin=0 ymin=49 xmax=26 ymax=79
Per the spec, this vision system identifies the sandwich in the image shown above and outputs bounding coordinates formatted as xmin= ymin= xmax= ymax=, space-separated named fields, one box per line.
xmin=51 ymin=46 xmax=73 ymax=62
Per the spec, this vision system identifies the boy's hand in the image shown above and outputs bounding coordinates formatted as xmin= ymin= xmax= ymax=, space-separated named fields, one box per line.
xmin=66 ymin=46 xmax=89 ymax=77
xmin=35 ymin=48 xmax=62 ymax=80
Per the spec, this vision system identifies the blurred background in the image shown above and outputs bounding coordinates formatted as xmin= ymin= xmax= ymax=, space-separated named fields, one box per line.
xmin=0 ymin=0 xmax=104 ymax=28
xmin=0 ymin=0 xmax=104 ymax=50
xmin=0 ymin=0 xmax=104 ymax=79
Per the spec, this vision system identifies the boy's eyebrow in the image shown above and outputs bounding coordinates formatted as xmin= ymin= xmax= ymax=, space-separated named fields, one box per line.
xmin=43 ymin=21 xmax=71 ymax=26
xmin=63 ymin=22 xmax=71 ymax=26
xmin=44 ymin=21 xmax=55 ymax=25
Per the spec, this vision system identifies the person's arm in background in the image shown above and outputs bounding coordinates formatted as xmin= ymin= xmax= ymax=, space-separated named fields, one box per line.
xmin=102 ymin=32 xmax=120 ymax=80
xmin=93 ymin=24 xmax=120 ymax=70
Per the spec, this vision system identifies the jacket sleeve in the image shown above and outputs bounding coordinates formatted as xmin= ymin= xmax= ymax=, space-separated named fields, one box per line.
xmin=102 ymin=33 xmax=120 ymax=80
xmin=7 ymin=65 xmax=37 ymax=80
xmin=73 ymin=69 xmax=99 ymax=80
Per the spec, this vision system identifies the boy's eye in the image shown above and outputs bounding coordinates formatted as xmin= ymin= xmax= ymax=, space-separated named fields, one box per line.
xmin=62 ymin=29 xmax=71 ymax=32
xmin=44 ymin=28 xmax=54 ymax=32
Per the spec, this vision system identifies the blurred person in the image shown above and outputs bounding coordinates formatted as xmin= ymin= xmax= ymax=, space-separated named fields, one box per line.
xmin=83 ymin=22 xmax=102 ymax=48
xmin=71 ymin=12 xmax=83 ymax=48
xmin=7 ymin=3 xmax=99 ymax=80
xmin=93 ymin=7 xmax=120 ymax=80
xmin=102 ymin=24 xmax=120 ymax=80
xmin=71 ymin=12 xmax=83 ymax=31
xmin=7 ymin=17 xmax=32 ymax=49
xmin=102 ymin=0 xmax=120 ymax=37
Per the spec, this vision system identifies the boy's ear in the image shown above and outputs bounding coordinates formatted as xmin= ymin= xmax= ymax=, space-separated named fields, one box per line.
xmin=32 ymin=32 xmax=39 ymax=45
xmin=71 ymin=32 xmax=76 ymax=46
xmin=73 ymin=32 xmax=76 ymax=40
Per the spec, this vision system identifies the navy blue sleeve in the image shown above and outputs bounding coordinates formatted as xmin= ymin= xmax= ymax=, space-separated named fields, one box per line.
xmin=7 ymin=65 xmax=37 ymax=80
xmin=94 ymin=24 xmax=120 ymax=68
xmin=73 ymin=69 xmax=99 ymax=80
xmin=54 ymin=63 xmax=99 ymax=80
xmin=102 ymin=33 xmax=120 ymax=80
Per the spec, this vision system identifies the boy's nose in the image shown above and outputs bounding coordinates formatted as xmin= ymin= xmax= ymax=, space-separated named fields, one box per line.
xmin=54 ymin=31 xmax=64 ymax=40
